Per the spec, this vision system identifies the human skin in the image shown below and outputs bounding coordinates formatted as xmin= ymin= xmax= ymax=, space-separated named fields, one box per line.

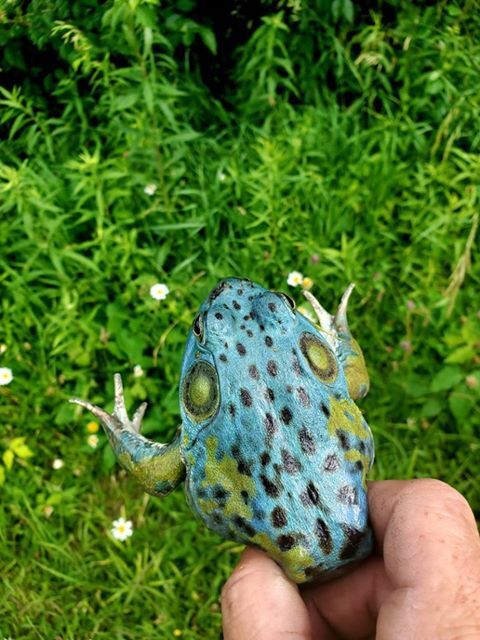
xmin=221 ymin=479 xmax=480 ymax=640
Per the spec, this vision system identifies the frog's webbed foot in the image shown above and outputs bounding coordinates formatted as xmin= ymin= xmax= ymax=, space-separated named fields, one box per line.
xmin=71 ymin=374 xmax=147 ymax=434
xmin=70 ymin=374 xmax=185 ymax=497
xmin=303 ymin=285 xmax=370 ymax=400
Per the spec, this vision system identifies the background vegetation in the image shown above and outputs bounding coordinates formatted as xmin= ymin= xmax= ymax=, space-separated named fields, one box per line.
xmin=0 ymin=0 xmax=479 ymax=637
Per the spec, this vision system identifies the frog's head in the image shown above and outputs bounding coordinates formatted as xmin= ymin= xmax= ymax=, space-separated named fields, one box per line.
xmin=194 ymin=277 xmax=298 ymax=347
xmin=179 ymin=278 xmax=369 ymax=451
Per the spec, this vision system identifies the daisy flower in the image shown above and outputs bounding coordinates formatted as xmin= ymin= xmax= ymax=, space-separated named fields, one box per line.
xmin=287 ymin=271 xmax=304 ymax=287
xmin=144 ymin=183 xmax=157 ymax=196
xmin=87 ymin=434 xmax=99 ymax=448
xmin=111 ymin=517 xmax=133 ymax=541
xmin=87 ymin=421 xmax=99 ymax=434
xmin=150 ymin=283 xmax=169 ymax=300
xmin=0 ymin=367 xmax=13 ymax=385
xmin=301 ymin=276 xmax=314 ymax=290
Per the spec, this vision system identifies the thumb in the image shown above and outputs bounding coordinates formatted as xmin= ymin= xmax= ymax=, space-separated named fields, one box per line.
xmin=221 ymin=547 xmax=312 ymax=640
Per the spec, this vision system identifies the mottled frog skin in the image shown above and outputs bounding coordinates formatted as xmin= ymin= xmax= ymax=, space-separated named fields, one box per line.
xmin=71 ymin=277 xmax=374 ymax=583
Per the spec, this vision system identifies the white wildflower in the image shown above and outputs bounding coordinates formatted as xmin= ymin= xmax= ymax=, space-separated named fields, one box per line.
xmin=287 ymin=271 xmax=304 ymax=287
xmin=0 ymin=367 xmax=13 ymax=385
xmin=52 ymin=458 xmax=64 ymax=470
xmin=87 ymin=434 xmax=99 ymax=448
xmin=133 ymin=365 xmax=144 ymax=378
xmin=144 ymin=183 xmax=157 ymax=196
xmin=0 ymin=344 xmax=7 ymax=354
xmin=111 ymin=517 xmax=133 ymax=542
xmin=150 ymin=283 xmax=169 ymax=300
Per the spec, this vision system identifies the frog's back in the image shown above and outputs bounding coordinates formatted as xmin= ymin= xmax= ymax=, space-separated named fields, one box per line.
xmin=180 ymin=279 xmax=374 ymax=583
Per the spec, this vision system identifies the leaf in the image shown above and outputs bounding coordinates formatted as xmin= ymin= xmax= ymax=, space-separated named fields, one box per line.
xmin=102 ymin=444 xmax=116 ymax=472
xmin=343 ymin=0 xmax=354 ymax=24
xmin=115 ymin=330 xmax=147 ymax=362
xmin=198 ymin=27 xmax=217 ymax=55
xmin=3 ymin=449 xmax=14 ymax=470
xmin=404 ymin=375 xmax=429 ymax=398
xmin=430 ymin=366 xmax=463 ymax=392
xmin=55 ymin=401 xmax=76 ymax=426
xmin=0 ymin=466 xmax=4 ymax=486
xmin=445 ymin=345 xmax=475 ymax=364
xmin=111 ymin=93 xmax=138 ymax=112
xmin=9 ymin=437 xmax=26 ymax=453
xmin=143 ymin=81 xmax=154 ymax=114
xmin=449 ymin=391 xmax=475 ymax=422
xmin=15 ymin=444 xmax=34 ymax=459
xmin=421 ymin=397 xmax=444 ymax=417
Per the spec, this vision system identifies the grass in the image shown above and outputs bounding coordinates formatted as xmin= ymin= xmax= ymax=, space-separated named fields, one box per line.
xmin=0 ymin=1 xmax=479 ymax=637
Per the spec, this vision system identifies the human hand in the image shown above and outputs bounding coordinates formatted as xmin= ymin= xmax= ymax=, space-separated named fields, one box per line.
xmin=221 ymin=479 xmax=480 ymax=639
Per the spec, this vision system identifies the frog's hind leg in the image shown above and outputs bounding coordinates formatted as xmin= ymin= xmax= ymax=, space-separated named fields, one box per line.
xmin=303 ymin=285 xmax=370 ymax=400
xmin=70 ymin=374 xmax=185 ymax=496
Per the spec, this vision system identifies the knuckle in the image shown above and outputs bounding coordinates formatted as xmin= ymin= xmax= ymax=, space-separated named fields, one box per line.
xmin=414 ymin=479 xmax=472 ymax=514
xmin=397 ymin=479 xmax=476 ymax=532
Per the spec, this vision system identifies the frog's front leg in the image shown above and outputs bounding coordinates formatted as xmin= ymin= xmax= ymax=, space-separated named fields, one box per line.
xmin=70 ymin=374 xmax=185 ymax=497
xmin=304 ymin=285 xmax=370 ymax=400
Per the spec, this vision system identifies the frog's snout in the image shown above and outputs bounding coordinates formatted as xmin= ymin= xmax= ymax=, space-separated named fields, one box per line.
xmin=207 ymin=277 xmax=252 ymax=302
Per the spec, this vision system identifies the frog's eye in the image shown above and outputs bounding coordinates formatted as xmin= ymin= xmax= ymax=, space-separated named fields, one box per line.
xmin=278 ymin=292 xmax=296 ymax=311
xmin=182 ymin=361 xmax=219 ymax=422
xmin=193 ymin=313 xmax=204 ymax=341
xmin=299 ymin=332 xmax=338 ymax=383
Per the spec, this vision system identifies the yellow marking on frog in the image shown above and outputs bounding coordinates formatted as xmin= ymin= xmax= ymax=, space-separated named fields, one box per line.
xmin=344 ymin=337 xmax=370 ymax=399
xmin=344 ymin=449 xmax=371 ymax=488
xmin=119 ymin=446 xmax=185 ymax=496
xmin=327 ymin=396 xmax=370 ymax=440
xmin=199 ymin=436 xmax=256 ymax=520
xmin=252 ymin=532 xmax=316 ymax=583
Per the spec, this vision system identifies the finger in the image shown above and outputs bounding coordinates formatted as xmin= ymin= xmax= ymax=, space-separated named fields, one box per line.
xmin=295 ymin=482 xmax=401 ymax=637
xmin=366 ymin=479 xmax=414 ymax=550
xmin=222 ymin=547 xmax=314 ymax=640
xmin=302 ymin=479 xmax=480 ymax=639
xmin=302 ymin=556 xmax=392 ymax=639
xmin=367 ymin=479 xmax=480 ymax=587
xmin=368 ymin=479 xmax=480 ymax=638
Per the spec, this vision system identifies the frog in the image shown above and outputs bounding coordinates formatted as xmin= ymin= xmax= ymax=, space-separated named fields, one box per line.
xmin=70 ymin=277 xmax=374 ymax=583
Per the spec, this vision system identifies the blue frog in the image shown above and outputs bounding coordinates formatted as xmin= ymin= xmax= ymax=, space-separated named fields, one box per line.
xmin=71 ymin=277 xmax=374 ymax=583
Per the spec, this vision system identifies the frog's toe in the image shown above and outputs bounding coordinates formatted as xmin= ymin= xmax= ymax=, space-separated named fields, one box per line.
xmin=131 ymin=401 xmax=148 ymax=433
xmin=112 ymin=373 xmax=129 ymax=425
xmin=303 ymin=289 xmax=334 ymax=332
xmin=334 ymin=283 xmax=355 ymax=334
xmin=69 ymin=397 xmax=115 ymax=427
xmin=111 ymin=373 xmax=147 ymax=434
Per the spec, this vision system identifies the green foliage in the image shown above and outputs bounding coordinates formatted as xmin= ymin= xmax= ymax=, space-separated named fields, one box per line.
xmin=0 ymin=0 xmax=479 ymax=637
